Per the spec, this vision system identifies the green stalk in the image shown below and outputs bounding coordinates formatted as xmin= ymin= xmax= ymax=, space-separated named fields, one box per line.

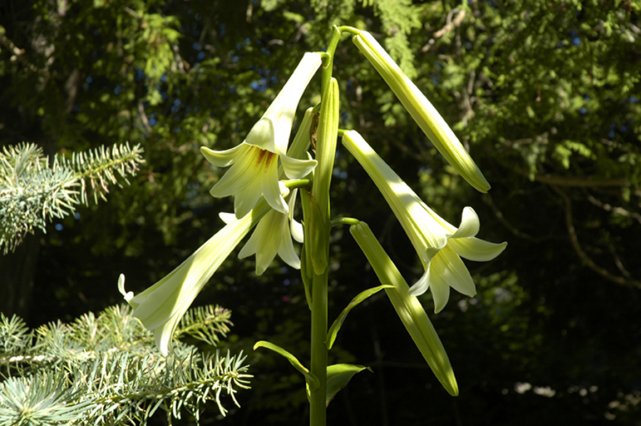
xmin=306 ymin=25 xmax=342 ymax=426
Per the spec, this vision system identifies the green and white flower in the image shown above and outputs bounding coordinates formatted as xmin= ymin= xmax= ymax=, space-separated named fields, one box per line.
xmin=342 ymin=130 xmax=506 ymax=313
xmin=220 ymin=190 xmax=304 ymax=275
xmin=351 ymin=30 xmax=490 ymax=193
xmin=201 ymin=52 xmax=321 ymax=217
xmin=118 ymin=207 xmax=265 ymax=355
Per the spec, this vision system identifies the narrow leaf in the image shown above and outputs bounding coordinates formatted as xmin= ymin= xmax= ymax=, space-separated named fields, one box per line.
xmin=326 ymin=364 xmax=370 ymax=406
xmin=253 ymin=340 xmax=318 ymax=388
xmin=327 ymin=284 xmax=392 ymax=349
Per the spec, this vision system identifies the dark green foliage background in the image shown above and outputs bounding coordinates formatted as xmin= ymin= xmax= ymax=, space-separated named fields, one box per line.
xmin=1 ymin=0 xmax=640 ymax=424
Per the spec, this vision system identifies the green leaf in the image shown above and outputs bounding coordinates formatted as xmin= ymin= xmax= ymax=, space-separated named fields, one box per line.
xmin=326 ymin=364 xmax=370 ymax=406
xmin=253 ymin=340 xmax=319 ymax=389
xmin=327 ymin=284 xmax=392 ymax=349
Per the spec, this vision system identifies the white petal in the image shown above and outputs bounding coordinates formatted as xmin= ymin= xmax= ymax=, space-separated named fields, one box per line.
xmin=278 ymin=230 xmax=301 ymax=269
xmin=234 ymin=182 xmax=264 ymax=218
xmin=218 ymin=212 xmax=236 ymax=224
xmin=449 ymin=238 xmax=507 ymax=262
xmin=409 ymin=266 xmax=431 ymax=296
xmin=238 ymin=229 xmax=259 ymax=259
xmin=263 ymin=52 xmax=322 ymax=153
xmin=209 ymin=150 xmax=257 ymax=198
xmin=452 ymin=207 xmax=479 ymax=238
xmin=253 ymin=212 xmax=282 ymax=274
xmin=276 ymin=206 xmax=300 ymax=269
xmin=245 ymin=118 xmax=277 ymax=152
xmin=281 ymin=154 xmax=318 ymax=179
xmin=287 ymin=190 xmax=304 ymax=243
xmin=157 ymin=321 xmax=175 ymax=356
xmin=435 ymin=247 xmax=476 ymax=297
xmin=201 ymin=144 xmax=245 ymax=167
xmin=117 ymin=274 xmax=134 ymax=302
xmin=291 ymin=219 xmax=304 ymax=243
xmin=261 ymin=160 xmax=288 ymax=214
xmin=424 ymin=261 xmax=451 ymax=314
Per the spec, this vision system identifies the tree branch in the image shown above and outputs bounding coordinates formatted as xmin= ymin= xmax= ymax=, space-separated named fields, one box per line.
xmin=553 ymin=186 xmax=641 ymax=290
xmin=421 ymin=9 xmax=466 ymax=53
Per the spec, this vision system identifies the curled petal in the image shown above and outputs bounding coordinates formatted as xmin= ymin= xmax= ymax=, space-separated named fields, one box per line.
xmin=291 ymin=219 xmax=304 ymax=243
xmin=118 ymin=274 xmax=133 ymax=302
xmin=449 ymin=238 xmax=507 ymax=262
xmin=201 ymin=144 xmax=245 ymax=167
xmin=409 ymin=266 xmax=431 ymax=297
xmin=281 ymin=154 xmax=318 ymax=179
xmin=451 ymin=207 xmax=480 ymax=238
xmin=218 ymin=212 xmax=236 ymax=224
xmin=288 ymin=189 xmax=304 ymax=243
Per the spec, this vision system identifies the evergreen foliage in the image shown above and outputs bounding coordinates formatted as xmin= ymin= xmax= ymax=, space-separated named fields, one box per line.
xmin=0 ymin=304 xmax=250 ymax=425
xmin=1 ymin=1 xmax=640 ymax=424
xmin=0 ymin=142 xmax=143 ymax=254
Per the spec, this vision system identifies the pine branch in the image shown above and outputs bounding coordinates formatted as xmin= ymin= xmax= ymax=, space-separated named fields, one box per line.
xmin=175 ymin=305 xmax=233 ymax=347
xmin=0 ymin=142 xmax=144 ymax=254
xmin=0 ymin=304 xmax=251 ymax=425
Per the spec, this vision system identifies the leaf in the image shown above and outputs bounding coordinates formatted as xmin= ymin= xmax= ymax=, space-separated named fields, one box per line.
xmin=327 ymin=284 xmax=392 ymax=349
xmin=326 ymin=364 xmax=370 ymax=406
xmin=253 ymin=340 xmax=318 ymax=389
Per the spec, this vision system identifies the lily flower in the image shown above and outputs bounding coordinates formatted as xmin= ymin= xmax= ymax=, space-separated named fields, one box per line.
xmin=342 ymin=130 xmax=506 ymax=313
xmin=201 ymin=52 xmax=321 ymax=217
xmin=351 ymin=30 xmax=490 ymax=193
xmin=220 ymin=190 xmax=304 ymax=275
xmin=118 ymin=207 xmax=266 ymax=355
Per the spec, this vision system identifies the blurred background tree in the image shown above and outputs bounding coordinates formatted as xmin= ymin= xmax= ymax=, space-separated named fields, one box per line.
xmin=1 ymin=0 xmax=639 ymax=424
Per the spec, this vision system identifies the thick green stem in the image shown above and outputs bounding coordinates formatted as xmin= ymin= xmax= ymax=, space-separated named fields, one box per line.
xmin=306 ymin=25 xmax=342 ymax=426
xmin=309 ymin=269 xmax=329 ymax=425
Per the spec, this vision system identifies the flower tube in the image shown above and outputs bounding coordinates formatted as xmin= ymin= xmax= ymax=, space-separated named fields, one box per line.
xmin=119 ymin=205 xmax=267 ymax=355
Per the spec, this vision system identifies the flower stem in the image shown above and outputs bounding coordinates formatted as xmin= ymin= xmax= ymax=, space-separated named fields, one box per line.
xmin=307 ymin=25 xmax=342 ymax=426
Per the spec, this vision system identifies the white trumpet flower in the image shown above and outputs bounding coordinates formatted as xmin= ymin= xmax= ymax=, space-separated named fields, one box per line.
xmin=118 ymin=208 xmax=264 ymax=355
xmin=342 ymin=130 xmax=506 ymax=313
xmin=201 ymin=52 xmax=321 ymax=217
